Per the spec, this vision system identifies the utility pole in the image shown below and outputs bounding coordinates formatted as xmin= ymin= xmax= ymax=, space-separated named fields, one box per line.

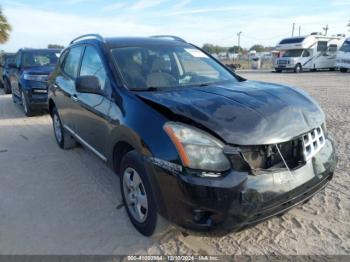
xmin=292 ymin=23 xmax=295 ymax=37
xmin=347 ymin=20 xmax=350 ymax=33
xmin=237 ymin=31 xmax=242 ymax=56
xmin=298 ymin=26 xmax=301 ymax=36
xmin=323 ymin=24 xmax=329 ymax=35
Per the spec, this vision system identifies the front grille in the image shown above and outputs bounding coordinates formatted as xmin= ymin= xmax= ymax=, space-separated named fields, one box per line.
xmin=302 ymin=127 xmax=325 ymax=161
xmin=278 ymin=60 xmax=288 ymax=65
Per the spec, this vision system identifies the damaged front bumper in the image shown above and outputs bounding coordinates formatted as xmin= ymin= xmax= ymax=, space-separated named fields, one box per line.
xmin=146 ymin=136 xmax=337 ymax=234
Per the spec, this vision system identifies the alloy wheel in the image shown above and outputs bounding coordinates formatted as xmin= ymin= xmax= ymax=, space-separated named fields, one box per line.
xmin=123 ymin=167 xmax=148 ymax=223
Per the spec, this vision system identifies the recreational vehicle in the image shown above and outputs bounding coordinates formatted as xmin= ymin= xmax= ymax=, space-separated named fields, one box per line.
xmin=336 ymin=37 xmax=350 ymax=72
xmin=275 ymin=33 xmax=344 ymax=73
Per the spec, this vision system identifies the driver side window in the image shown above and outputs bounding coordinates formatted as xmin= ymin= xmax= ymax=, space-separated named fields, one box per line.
xmin=79 ymin=46 xmax=107 ymax=90
xmin=302 ymin=50 xmax=310 ymax=57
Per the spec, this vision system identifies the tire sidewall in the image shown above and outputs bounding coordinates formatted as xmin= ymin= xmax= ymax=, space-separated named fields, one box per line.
xmin=295 ymin=64 xmax=302 ymax=73
xmin=120 ymin=151 xmax=157 ymax=236
xmin=52 ymin=107 xmax=65 ymax=148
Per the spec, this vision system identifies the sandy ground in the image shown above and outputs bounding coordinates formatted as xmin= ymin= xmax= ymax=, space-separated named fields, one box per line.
xmin=0 ymin=71 xmax=349 ymax=255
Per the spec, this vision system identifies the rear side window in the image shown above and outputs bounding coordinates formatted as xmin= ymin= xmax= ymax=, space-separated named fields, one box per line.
xmin=63 ymin=46 xmax=83 ymax=78
xmin=79 ymin=46 xmax=107 ymax=90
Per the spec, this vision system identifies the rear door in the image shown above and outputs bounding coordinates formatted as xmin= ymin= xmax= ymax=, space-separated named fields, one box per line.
xmin=52 ymin=45 xmax=84 ymax=133
xmin=73 ymin=45 xmax=112 ymax=160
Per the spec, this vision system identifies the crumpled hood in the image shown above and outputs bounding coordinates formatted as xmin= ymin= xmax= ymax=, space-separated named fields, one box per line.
xmin=22 ymin=65 xmax=55 ymax=76
xmin=137 ymin=80 xmax=325 ymax=145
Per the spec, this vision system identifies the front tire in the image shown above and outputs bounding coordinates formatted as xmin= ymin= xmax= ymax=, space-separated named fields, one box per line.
xmin=120 ymin=150 xmax=168 ymax=236
xmin=21 ymin=90 xmax=33 ymax=117
xmin=52 ymin=107 xmax=76 ymax=149
xmin=294 ymin=64 xmax=302 ymax=73
xmin=340 ymin=68 xmax=348 ymax=73
xmin=3 ymin=79 xmax=12 ymax=94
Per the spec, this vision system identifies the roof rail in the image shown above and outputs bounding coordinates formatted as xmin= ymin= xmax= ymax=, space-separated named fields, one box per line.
xmin=70 ymin=34 xmax=104 ymax=44
xmin=150 ymin=35 xmax=186 ymax=43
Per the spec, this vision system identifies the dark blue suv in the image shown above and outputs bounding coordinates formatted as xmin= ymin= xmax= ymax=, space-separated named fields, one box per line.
xmin=9 ymin=48 xmax=61 ymax=116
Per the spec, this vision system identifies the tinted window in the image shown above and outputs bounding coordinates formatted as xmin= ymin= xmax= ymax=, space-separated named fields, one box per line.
xmin=302 ymin=50 xmax=310 ymax=57
xmin=340 ymin=40 xmax=350 ymax=52
xmin=79 ymin=46 xmax=107 ymax=90
xmin=22 ymin=50 xmax=60 ymax=67
xmin=63 ymin=46 xmax=84 ymax=78
xmin=282 ymin=49 xmax=303 ymax=57
xmin=317 ymin=41 xmax=328 ymax=52
xmin=279 ymin=37 xmax=305 ymax=44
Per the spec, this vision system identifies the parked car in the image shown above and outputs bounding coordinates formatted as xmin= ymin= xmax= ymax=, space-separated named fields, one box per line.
xmin=48 ymin=34 xmax=337 ymax=236
xmin=0 ymin=52 xmax=15 ymax=93
xmin=9 ymin=48 xmax=60 ymax=116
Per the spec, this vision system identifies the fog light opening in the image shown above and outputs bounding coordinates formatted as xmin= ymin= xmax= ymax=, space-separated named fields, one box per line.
xmin=192 ymin=209 xmax=212 ymax=225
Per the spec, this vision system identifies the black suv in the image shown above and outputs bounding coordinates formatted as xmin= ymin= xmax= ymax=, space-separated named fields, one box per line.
xmin=9 ymin=48 xmax=60 ymax=116
xmin=0 ymin=52 xmax=15 ymax=94
xmin=48 ymin=34 xmax=337 ymax=236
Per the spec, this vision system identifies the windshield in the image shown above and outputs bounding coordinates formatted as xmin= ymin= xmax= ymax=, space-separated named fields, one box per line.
xmin=22 ymin=50 xmax=60 ymax=67
xmin=339 ymin=40 xmax=350 ymax=53
xmin=111 ymin=46 xmax=237 ymax=90
xmin=282 ymin=49 xmax=303 ymax=57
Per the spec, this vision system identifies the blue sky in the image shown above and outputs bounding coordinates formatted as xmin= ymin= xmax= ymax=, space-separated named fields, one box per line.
xmin=1 ymin=0 xmax=349 ymax=51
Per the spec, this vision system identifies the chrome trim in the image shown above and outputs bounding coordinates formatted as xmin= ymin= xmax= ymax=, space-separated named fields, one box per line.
xmin=63 ymin=124 xmax=107 ymax=162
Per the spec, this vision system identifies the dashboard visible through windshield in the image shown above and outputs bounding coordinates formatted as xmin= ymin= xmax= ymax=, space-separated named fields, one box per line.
xmin=111 ymin=46 xmax=238 ymax=90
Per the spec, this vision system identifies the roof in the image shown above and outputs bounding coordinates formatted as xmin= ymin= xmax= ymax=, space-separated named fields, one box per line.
xmin=72 ymin=36 xmax=190 ymax=48
xmin=18 ymin=48 xmax=61 ymax=53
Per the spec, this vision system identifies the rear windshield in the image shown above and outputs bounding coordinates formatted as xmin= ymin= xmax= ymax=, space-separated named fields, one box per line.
xmin=279 ymin=37 xmax=305 ymax=45
xmin=282 ymin=49 xmax=303 ymax=57
xmin=22 ymin=50 xmax=60 ymax=67
xmin=340 ymin=40 xmax=350 ymax=52
xmin=111 ymin=45 xmax=237 ymax=90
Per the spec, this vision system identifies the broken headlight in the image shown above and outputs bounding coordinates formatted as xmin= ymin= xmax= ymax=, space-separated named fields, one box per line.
xmin=163 ymin=122 xmax=231 ymax=173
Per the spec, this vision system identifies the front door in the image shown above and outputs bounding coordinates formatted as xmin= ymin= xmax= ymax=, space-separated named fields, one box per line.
xmin=73 ymin=45 xmax=112 ymax=161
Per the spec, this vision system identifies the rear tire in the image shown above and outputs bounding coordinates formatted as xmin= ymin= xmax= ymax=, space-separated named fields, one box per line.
xmin=120 ymin=150 xmax=169 ymax=236
xmin=340 ymin=68 xmax=348 ymax=73
xmin=294 ymin=64 xmax=302 ymax=73
xmin=275 ymin=69 xmax=282 ymax=73
xmin=52 ymin=107 xmax=76 ymax=149
xmin=329 ymin=67 xmax=335 ymax=71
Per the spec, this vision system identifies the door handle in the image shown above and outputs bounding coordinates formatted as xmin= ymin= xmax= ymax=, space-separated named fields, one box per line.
xmin=71 ymin=94 xmax=79 ymax=102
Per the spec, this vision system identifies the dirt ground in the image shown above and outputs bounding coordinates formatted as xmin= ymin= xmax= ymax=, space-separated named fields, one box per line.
xmin=0 ymin=71 xmax=349 ymax=255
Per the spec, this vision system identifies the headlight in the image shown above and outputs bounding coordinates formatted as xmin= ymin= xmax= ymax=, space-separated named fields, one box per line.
xmin=163 ymin=122 xmax=231 ymax=173
xmin=23 ymin=74 xmax=47 ymax=81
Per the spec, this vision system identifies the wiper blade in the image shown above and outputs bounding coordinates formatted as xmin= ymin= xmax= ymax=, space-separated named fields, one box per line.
xmin=130 ymin=86 xmax=158 ymax=91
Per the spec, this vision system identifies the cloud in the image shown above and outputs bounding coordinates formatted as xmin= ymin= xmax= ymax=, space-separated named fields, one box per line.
xmin=101 ymin=2 xmax=128 ymax=12
xmin=172 ymin=0 xmax=192 ymax=10
xmin=130 ymin=0 xmax=166 ymax=10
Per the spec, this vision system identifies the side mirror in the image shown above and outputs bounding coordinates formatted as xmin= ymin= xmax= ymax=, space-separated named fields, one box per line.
xmin=75 ymin=75 xmax=103 ymax=95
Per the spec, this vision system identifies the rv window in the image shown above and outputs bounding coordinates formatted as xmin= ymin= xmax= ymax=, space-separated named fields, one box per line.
xmin=279 ymin=37 xmax=305 ymax=44
xmin=282 ymin=49 xmax=303 ymax=57
xmin=340 ymin=40 xmax=350 ymax=52
xmin=302 ymin=50 xmax=310 ymax=57
xmin=328 ymin=44 xmax=338 ymax=52
xmin=317 ymin=41 xmax=328 ymax=52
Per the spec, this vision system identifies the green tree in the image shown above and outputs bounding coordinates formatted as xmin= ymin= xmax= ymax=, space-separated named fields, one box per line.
xmin=249 ymin=44 xmax=265 ymax=52
xmin=202 ymin=44 xmax=228 ymax=54
xmin=48 ymin=44 xmax=64 ymax=49
xmin=228 ymin=46 xmax=244 ymax=53
xmin=0 ymin=6 xmax=11 ymax=44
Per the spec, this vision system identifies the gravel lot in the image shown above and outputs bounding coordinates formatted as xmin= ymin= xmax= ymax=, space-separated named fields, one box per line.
xmin=0 ymin=71 xmax=349 ymax=255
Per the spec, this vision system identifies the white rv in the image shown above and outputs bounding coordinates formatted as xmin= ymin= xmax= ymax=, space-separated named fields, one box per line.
xmin=275 ymin=33 xmax=345 ymax=73
xmin=336 ymin=37 xmax=350 ymax=72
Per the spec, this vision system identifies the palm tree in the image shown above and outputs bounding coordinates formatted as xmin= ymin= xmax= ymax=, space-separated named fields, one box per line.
xmin=0 ymin=6 xmax=11 ymax=44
